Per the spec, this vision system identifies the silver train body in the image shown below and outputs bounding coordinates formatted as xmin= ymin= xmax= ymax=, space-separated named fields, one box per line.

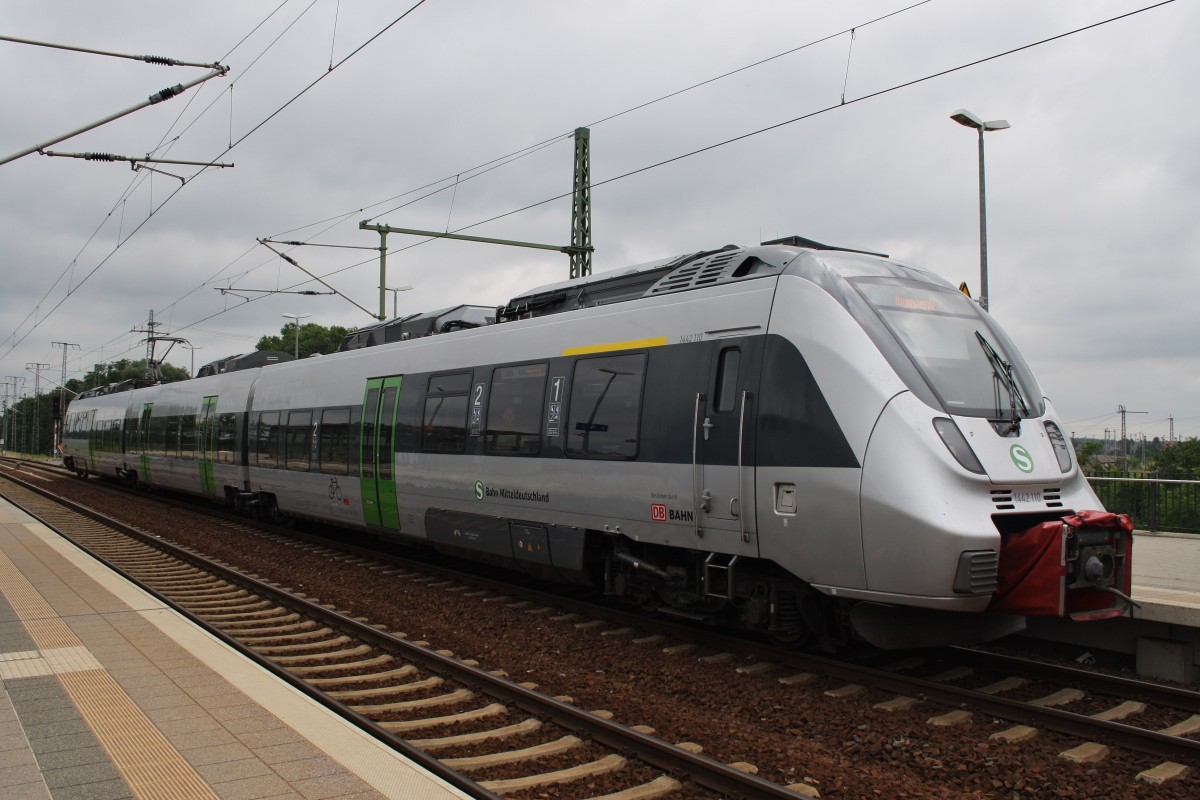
xmin=61 ymin=238 xmax=1107 ymax=648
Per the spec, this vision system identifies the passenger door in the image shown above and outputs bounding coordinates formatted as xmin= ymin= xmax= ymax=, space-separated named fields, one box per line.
xmin=198 ymin=396 xmax=218 ymax=496
xmin=359 ymin=376 xmax=403 ymax=529
xmin=138 ymin=404 xmax=154 ymax=484
xmin=694 ymin=342 xmax=758 ymax=548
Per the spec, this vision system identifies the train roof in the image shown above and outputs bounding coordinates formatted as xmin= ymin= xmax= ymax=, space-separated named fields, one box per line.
xmin=495 ymin=234 xmax=893 ymax=322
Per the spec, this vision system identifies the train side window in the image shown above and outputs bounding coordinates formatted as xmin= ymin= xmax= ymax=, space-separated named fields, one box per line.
xmin=422 ymin=372 xmax=471 ymax=453
xmin=256 ymin=411 xmax=280 ymax=468
xmin=179 ymin=413 xmax=196 ymax=460
xmin=319 ymin=408 xmax=351 ymax=475
xmin=484 ymin=363 xmax=547 ymax=455
xmin=217 ymin=413 xmax=238 ymax=464
xmin=379 ymin=388 xmax=397 ymax=479
xmin=285 ymin=410 xmax=312 ymax=471
xmin=714 ymin=347 xmax=741 ymax=413
xmin=166 ymin=416 xmax=180 ymax=458
xmin=565 ymin=353 xmax=646 ymax=459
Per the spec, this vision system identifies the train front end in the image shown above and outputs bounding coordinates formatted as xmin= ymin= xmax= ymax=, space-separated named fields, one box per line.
xmin=794 ymin=251 xmax=1133 ymax=648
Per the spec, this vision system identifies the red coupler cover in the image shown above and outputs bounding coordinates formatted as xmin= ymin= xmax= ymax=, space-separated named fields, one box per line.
xmin=988 ymin=511 xmax=1132 ymax=618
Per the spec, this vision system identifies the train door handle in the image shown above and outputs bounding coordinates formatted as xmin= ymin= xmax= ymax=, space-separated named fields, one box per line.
xmin=700 ymin=490 xmax=712 ymax=512
xmin=729 ymin=497 xmax=739 ymax=518
xmin=702 ymin=417 xmax=714 ymax=441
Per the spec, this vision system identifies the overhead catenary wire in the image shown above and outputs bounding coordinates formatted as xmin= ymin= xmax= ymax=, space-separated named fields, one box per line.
xmin=4 ymin=1 xmax=1184 ymax=390
xmin=0 ymin=0 xmax=326 ymax=355
xmin=363 ymin=0 xmax=1181 ymax=261
xmin=357 ymin=0 xmax=935 ymax=228
xmin=137 ymin=0 xmax=1186 ymax=366
xmin=0 ymin=33 xmax=225 ymax=69
xmin=3 ymin=0 xmax=932 ymax=353
xmin=0 ymin=0 xmax=432 ymax=362
xmin=136 ymin=0 xmax=1188 ymax=356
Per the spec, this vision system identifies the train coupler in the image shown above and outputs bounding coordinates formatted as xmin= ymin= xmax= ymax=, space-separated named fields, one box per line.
xmin=988 ymin=510 xmax=1134 ymax=621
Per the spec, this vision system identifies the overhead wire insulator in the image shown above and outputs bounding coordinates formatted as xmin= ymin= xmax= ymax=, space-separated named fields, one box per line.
xmin=83 ymin=152 xmax=118 ymax=161
xmin=148 ymin=84 xmax=184 ymax=104
xmin=141 ymin=55 xmax=179 ymax=66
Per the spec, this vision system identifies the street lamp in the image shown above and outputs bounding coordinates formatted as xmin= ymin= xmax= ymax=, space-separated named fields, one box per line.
xmin=183 ymin=344 xmax=203 ymax=377
xmin=381 ymin=285 xmax=413 ymax=320
xmin=951 ymin=108 xmax=1009 ymax=312
xmin=282 ymin=313 xmax=311 ymax=359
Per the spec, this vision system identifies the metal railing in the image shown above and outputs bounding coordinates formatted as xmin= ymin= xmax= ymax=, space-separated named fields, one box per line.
xmin=1087 ymin=473 xmax=1200 ymax=534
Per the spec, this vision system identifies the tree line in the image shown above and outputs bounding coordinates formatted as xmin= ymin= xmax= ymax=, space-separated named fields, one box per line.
xmin=2 ymin=322 xmax=350 ymax=456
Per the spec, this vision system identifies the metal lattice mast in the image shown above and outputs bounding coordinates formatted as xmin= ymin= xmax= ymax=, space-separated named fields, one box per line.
xmin=26 ymin=363 xmax=49 ymax=454
xmin=1118 ymin=404 xmax=1147 ymax=472
xmin=52 ymin=342 xmax=79 ymax=452
xmin=570 ymin=127 xmax=592 ymax=279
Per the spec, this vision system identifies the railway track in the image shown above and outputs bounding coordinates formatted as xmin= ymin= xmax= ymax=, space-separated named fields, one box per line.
xmin=0 ymin=468 xmax=817 ymax=800
xmin=5 ymin=458 xmax=1200 ymax=794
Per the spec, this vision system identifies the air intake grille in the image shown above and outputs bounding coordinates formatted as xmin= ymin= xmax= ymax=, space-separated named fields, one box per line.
xmin=991 ymin=487 xmax=1064 ymax=510
xmin=954 ymin=550 xmax=999 ymax=594
xmin=646 ymin=250 xmax=744 ymax=295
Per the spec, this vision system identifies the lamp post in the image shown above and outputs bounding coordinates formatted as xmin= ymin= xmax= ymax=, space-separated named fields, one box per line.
xmin=183 ymin=344 xmax=202 ymax=377
xmin=950 ymin=108 xmax=1009 ymax=312
xmin=381 ymin=285 xmax=413 ymax=320
xmin=282 ymin=313 xmax=311 ymax=359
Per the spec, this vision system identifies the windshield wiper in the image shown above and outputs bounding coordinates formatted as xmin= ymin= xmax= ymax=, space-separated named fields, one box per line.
xmin=975 ymin=330 xmax=1027 ymax=434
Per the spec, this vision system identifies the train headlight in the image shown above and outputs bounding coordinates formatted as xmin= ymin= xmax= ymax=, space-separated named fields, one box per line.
xmin=1043 ymin=421 xmax=1073 ymax=473
xmin=932 ymin=418 xmax=985 ymax=474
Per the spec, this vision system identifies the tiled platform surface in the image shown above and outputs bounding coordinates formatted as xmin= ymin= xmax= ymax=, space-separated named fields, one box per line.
xmin=0 ymin=496 xmax=470 ymax=800
xmin=1130 ymin=530 xmax=1200 ymax=625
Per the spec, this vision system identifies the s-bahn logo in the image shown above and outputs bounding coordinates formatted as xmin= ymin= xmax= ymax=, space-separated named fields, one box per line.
xmin=1010 ymin=444 xmax=1034 ymax=473
xmin=473 ymin=480 xmax=550 ymax=503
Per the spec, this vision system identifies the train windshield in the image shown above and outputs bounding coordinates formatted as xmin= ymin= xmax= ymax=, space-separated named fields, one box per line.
xmin=853 ymin=278 xmax=1044 ymax=419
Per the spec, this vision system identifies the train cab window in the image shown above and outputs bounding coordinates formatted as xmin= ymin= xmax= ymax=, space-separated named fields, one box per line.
xmin=565 ymin=353 xmax=646 ymax=459
xmin=319 ymin=408 xmax=351 ymax=475
xmin=484 ymin=363 xmax=546 ymax=455
xmin=217 ymin=413 xmax=238 ymax=464
xmin=285 ymin=410 xmax=312 ymax=471
xmin=422 ymin=372 xmax=471 ymax=453
xmin=714 ymin=347 xmax=741 ymax=413
xmin=255 ymin=412 xmax=280 ymax=468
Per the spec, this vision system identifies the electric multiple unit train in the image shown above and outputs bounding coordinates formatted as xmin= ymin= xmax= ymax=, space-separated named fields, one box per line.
xmin=61 ymin=236 xmax=1132 ymax=649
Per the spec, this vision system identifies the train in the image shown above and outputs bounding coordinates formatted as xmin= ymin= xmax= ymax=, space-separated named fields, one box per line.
xmin=61 ymin=235 xmax=1134 ymax=649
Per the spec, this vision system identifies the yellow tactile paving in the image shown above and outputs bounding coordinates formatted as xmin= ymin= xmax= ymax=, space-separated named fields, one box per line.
xmin=0 ymin=547 xmax=220 ymax=800
xmin=59 ymin=669 xmax=219 ymax=800
xmin=0 ymin=645 xmax=102 ymax=679
xmin=2 ymin=496 xmax=470 ymax=800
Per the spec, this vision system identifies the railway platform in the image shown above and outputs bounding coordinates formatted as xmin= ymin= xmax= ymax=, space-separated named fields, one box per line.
xmin=0 ymin=496 xmax=470 ymax=800
xmin=1024 ymin=528 xmax=1200 ymax=684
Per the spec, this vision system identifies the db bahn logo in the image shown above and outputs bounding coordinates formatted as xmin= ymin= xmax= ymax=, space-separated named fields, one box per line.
xmin=1010 ymin=444 xmax=1034 ymax=473
xmin=650 ymin=503 xmax=694 ymax=522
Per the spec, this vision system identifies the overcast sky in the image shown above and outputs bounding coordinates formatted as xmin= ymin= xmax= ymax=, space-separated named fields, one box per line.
xmin=1 ymin=0 xmax=1196 ymax=443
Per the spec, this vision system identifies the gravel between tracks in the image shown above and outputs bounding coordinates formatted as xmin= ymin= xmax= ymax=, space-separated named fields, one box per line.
xmin=48 ymin=477 xmax=1200 ymax=799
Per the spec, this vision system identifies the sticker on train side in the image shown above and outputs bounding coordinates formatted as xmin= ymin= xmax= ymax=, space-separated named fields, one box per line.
xmin=651 ymin=503 xmax=694 ymax=522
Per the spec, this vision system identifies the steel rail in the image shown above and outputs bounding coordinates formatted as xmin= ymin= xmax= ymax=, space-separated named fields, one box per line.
xmin=16 ymin=461 xmax=1200 ymax=764
xmin=0 ymin=471 xmax=806 ymax=800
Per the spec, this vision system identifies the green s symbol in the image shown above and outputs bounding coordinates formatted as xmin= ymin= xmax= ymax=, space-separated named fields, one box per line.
xmin=474 ymin=480 xmax=484 ymax=500
xmin=1010 ymin=444 xmax=1034 ymax=473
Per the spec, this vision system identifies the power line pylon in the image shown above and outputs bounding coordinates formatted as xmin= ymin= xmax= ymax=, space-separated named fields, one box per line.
xmin=570 ymin=127 xmax=592 ymax=279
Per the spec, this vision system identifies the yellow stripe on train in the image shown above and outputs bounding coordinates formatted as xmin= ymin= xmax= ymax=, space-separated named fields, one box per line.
xmin=562 ymin=336 xmax=668 ymax=356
